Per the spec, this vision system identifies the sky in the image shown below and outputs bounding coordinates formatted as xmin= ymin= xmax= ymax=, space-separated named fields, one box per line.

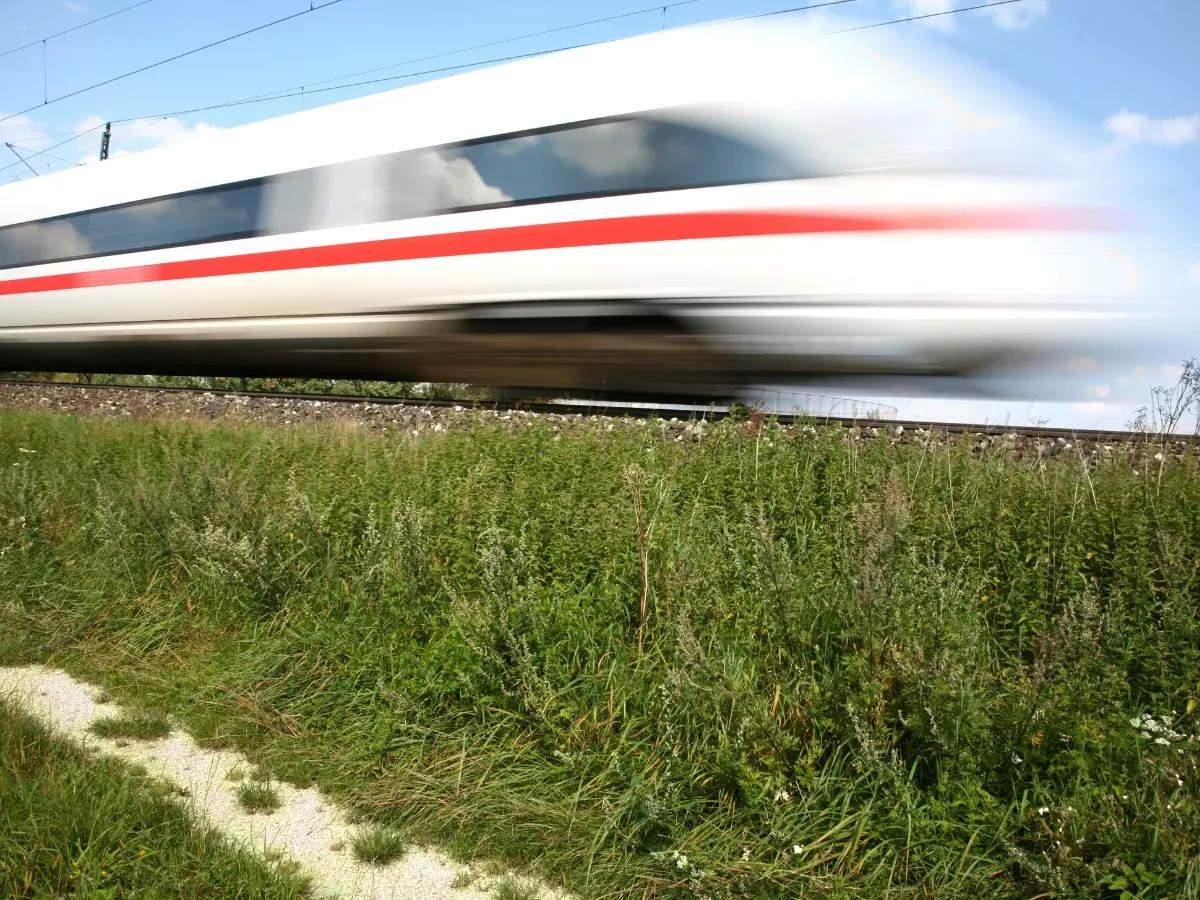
xmin=1 ymin=0 xmax=1197 ymax=428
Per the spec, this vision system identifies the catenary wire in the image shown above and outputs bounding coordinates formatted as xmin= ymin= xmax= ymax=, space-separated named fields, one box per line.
xmin=0 ymin=124 xmax=105 ymax=175
xmin=113 ymin=0 xmax=880 ymax=124
xmin=299 ymin=0 xmax=704 ymax=91
xmin=3 ymin=0 xmax=1030 ymax=179
xmin=0 ymin=0 xmax=352 ymax=126
xmin=0 ymin=0 xmax=158 ymax=59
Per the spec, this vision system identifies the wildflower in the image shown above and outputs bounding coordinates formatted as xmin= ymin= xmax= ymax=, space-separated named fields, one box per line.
xmin=1037 ymin=806 xmax=1050 ymax=815
xmin=676 ymin=854 xmax=689 ymax=870
xmin=1011 ymin=752 xmax=1023 ymax=765
xmin=1154 ymin=452 xmax=1164 ymax=462
xmin=1155 ymin=737 xmax=1170 ymax=745
xmin=773 ymin=788 xmax=791 ymax=804
xmin=741 ymin=847 xmax=751 ymax=861
xmin=792 ymin=845 xmax=804 ymax=855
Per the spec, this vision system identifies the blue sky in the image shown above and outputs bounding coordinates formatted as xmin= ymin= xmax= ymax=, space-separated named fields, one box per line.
xmin=1 ymin=0 xmax=1197 ymax=427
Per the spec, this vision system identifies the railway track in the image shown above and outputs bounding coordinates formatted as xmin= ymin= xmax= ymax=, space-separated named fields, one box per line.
xmin=1 ymin=379 xmax=1194 ymax=445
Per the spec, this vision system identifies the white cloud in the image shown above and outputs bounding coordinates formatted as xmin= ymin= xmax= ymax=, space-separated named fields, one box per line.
xmin=1073 ymin=401 xmax=1115 ymax=414
xmin=4 ymin=114 xmax=223 ymax=181
xmin=70 ymin=115 xmax=223 ymax=160
xmin=893 ymin=0 xmax=1047 ymax=31
xmin=119 ymin=116 xmax=222 ymax=148
xmin=893 ymin=0 xmax=958 ymax=31
xmin=62 ymin=1 xmax=89 ymax=13
xmin=1188 ymin=260 xmax=1200 ymax=285
xmin=1103 ymin=109 xmax=1200 ymax=146
xmin=981 ymin=0 xmax=1048 ymax=29
xmin=0 ymin=113 xmax=50 ymax=147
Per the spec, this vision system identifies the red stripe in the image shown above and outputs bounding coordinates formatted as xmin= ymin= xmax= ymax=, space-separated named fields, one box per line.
xmin=0 ymin=208 xmax=1094 ymax=297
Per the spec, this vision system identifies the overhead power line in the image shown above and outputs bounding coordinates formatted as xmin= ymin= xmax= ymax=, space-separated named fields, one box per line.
xmin=299 ymin=0 xmax=704 ymax=92
xmin=0 ymin=0 xmax=158 ymax=59
xmin=0 ymin=124 xmax=105 ymax=175
xmin=116 ymin=0 xmax=875 ymax=124
xmin=4 ymin=144 xmax=79 ymax=165
xmin=819 ymin=0 xmax=1026 ymax=34
xmin=4 ymin=143 xmax=40 ymax=177
xmin=0 ymin=0 xmax=352 ymax=126
xmin=3 ymin=0 xmax=1030 ymax=179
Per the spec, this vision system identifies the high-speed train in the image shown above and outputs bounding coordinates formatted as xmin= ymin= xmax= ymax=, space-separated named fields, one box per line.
xmin=0 ymin=18 xmax=1140 ymax=396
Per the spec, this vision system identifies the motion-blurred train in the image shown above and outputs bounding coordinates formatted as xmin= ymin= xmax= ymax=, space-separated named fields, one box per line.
xmin=0 ymin=18 xmax=1140 ymax=397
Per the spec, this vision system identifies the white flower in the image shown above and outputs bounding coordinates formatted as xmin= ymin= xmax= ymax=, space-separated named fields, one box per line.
xmin=741 ymin=847 xmax=751 ymax=861
xmin=773 ymin=788 xmax=791 ymax=803
xmin=1154 ymin=452 xmax=1164 ymax=461
xmin=792 ymin=844 xmax=804 ymax=855
xmin=1155 ymin=737 xmax=1170 ymax=745
xmin=1011 ymin=752 xmax=1023 ymax=765
xmin=1037 ymin=806 xmax=1050 ymax=815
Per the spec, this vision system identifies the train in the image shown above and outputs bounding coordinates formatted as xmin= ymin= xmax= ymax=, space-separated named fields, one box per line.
xmin=0 ymin=17 xmax=1141 ymax=398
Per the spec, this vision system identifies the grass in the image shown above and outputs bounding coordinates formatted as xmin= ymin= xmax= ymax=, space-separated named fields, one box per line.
xmin=90 ymin=709 xmax=173 ymax=740
xmin=0 ymin=370 xmax=494 ymax=400
xmin=351 ymin=825 xmax=407 ymax=866
xmin=236 ymin=781 xmax=282 ymax=814
xmin=0 ymin=699 xmax=309 ymax=897
xmin=0 ymin=408 xmax=1197 ymax=898
xmin=491 ymin=877 xmax=541 ymax=900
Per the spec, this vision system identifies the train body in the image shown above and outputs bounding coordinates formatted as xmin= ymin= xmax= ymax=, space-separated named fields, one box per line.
xmin=0 ymin=20 xmax=1138 ymax=396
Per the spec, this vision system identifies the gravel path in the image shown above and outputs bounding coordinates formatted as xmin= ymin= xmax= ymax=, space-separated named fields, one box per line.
xmin=0 ymin=664 xmax=566 ymax=900
xmin=0 ymin=382 xmax=1191 ymax=460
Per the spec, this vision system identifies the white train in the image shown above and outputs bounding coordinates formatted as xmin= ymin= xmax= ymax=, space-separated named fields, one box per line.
xmin=0 ymin=18 xmax=1139 ymax=396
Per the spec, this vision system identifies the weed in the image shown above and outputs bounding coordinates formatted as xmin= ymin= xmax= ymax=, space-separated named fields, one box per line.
xmin=351 ymin=825 xmax=407 ymax=866
xmin=90 ymin=710 xmax=172 ymax=741
xmin=492 ymin=877 xmax=540 ymax=900
xmin=1 ymin=409 xmax=1198 ymax=898
xmin=451 ymin=869 xmax=477 ymax=889
xmin=236 ymin=781 xmax=281 ymax=815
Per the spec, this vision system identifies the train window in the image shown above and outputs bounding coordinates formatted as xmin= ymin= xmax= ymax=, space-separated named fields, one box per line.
xmin=0 ymin=111 xmax=803 ymax=270
xmin=373 ymin=116 xmax=800 ymax=219
xmin=0 ymin=180 xmax=263 ymax=269
xmin=448 ymin=117 xmax=799 ymax=203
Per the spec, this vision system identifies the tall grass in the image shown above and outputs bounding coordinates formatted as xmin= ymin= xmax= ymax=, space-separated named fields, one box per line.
xmin=0 ymin=410 xmax=1197 ymax=898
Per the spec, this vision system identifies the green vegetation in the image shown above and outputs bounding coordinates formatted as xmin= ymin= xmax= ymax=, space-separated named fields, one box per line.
xmin=236 ymin=781 xmax=282 ymax=815
xmin=351 ymin=825 xmax=407 ymax=866
xmin=90 ymin=709 xmax=173 ymax=741
xmin=0 ymin=700 xmax=309 ymax=897
xmin=492 ymin=877 xmax=541 ymax=900
xmin=0 ymin=370 xmax=493 ymax=401
xmin=0 ymin=409 xmax=1198 ymax=898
